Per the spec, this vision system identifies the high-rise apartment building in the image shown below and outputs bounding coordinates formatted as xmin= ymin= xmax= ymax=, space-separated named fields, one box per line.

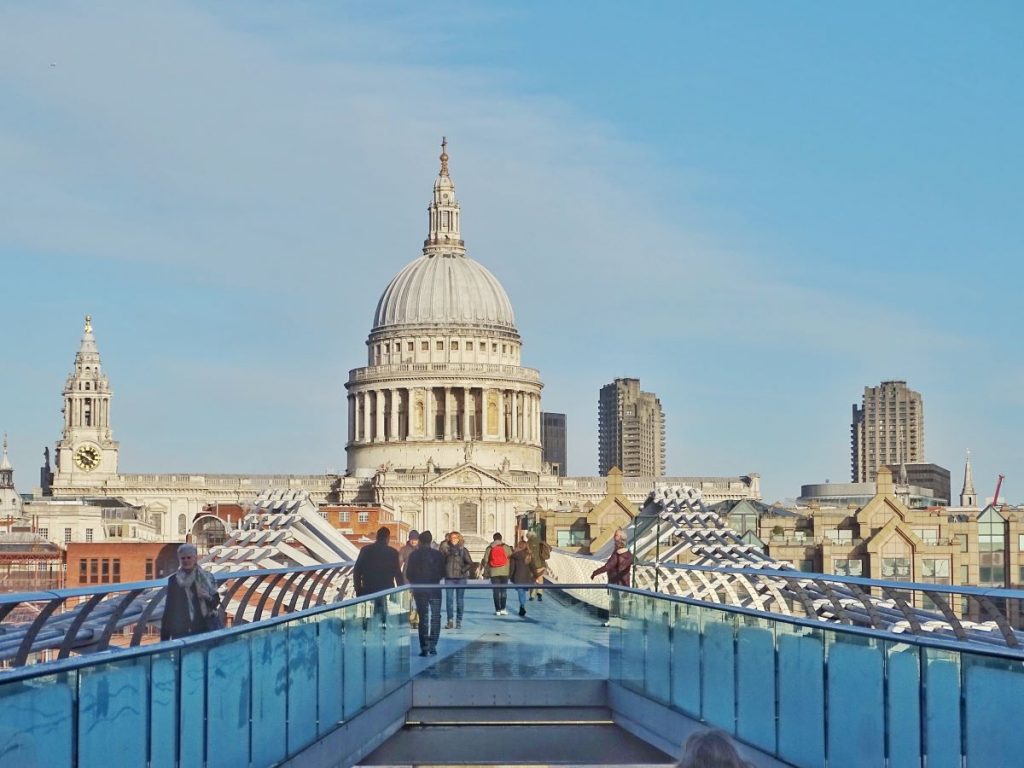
xmin=540 ymin=412 xmax=567 ymax=476
xmin=598 ymin=378 xmax=665 ymax=477
xmin=851 ymin=380 xmax=924 ymax=483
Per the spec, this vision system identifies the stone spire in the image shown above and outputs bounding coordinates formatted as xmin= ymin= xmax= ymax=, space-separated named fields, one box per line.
xmin=960 ymin=450 xmax=977 ymax=508
xmin=0 ymin=434 xmax=11 ymax=474
xmin=424 ymin=137 xmax=465 ymax=256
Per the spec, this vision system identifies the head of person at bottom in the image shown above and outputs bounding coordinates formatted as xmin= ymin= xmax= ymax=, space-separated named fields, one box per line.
xmin=376 ymin=526 xmax=390 ymax=544
xmin=419 ymin=530 xmax=433 ymax=547
xmin=407 ymin=529 xmax=419 ymax=545
xmin=448 ymin=531 xmax=462 ymax=546
xmin=492 ymin=532 xmax=503 ymax=542
xmin=177 ymin=542 xmax=198 ymax=572
xmin=677 ymin=729 xmax=749 ymax=768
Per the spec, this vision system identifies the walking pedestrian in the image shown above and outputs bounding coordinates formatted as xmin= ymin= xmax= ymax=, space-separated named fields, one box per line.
xmin=526 ymin=530 xmax=551 ymax=601
xmin=161 ymin=543 xmax=221 ymax=641
xmin=509 ymin=539 xmax=534 ymax=617
xmin=399 ymin=530 xmax=420 ymax=628
xmin=439 ymin=531 xmax=475 ymax=629
xmin=353 ymin=527 xmax=404 ymax=625
xmin=481 ymin=532 xmax=514 ymax=615
xmin=405 ymin=530 xmax=446 ymax=656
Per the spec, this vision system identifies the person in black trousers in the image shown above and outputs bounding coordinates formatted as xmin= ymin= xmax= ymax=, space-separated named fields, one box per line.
xmin=404 ymin=530 xmax=446 ymax=656
xmin=353 ymin=527 xmax=405 ymax=624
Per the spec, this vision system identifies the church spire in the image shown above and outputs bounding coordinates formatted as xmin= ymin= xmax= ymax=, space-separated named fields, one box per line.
xmin=960 ymin=449 xmax=977 ymax=507
xmin=0 ymin=434 xmax=10 ymax=473
xmin=424 ymin=137 xmax=465 ymax=256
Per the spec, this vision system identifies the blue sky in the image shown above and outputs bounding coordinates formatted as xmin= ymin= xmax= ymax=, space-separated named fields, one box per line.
xmin=1 ymin=2 xmax=1021 ymax=503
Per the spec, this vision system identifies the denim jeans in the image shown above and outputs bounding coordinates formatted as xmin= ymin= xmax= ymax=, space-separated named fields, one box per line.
xmin=413 ymin=589 xmax=442 ymax=653
xmin=445 ymin=578 xmax=467 ymax=621
xmin=515 ymin=587 xmax=528 ymax=608
xmin=490 ymin=576 xmax=509 ymax=610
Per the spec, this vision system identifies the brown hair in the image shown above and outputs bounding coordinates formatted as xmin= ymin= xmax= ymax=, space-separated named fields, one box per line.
xmin=677 ymin=730 xmax=749 ymax=768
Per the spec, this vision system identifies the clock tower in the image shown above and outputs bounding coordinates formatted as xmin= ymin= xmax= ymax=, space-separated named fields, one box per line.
xmin=54 ymin=315 xmax=120 ymax=489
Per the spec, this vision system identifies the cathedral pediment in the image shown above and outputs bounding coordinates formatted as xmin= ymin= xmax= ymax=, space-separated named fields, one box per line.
xmin=424 ymin=463 xmax=511 ymax=490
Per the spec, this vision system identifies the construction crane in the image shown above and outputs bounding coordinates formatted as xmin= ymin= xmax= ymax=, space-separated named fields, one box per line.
xmin=993 ymin=474 xmax=1005 ymax=506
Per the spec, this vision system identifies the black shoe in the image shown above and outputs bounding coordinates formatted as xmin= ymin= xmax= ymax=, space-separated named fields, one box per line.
xmin=529 ymin=596 xmax=534 ymax=601
xmin=518 ymin=606 xmax=526 ymax=617
xmin=428 ymin=648 xmax=438 ymax=656
xmin=537 ymin=594 xmax=543 ymax=602
xmin=419 ymin=650 xmax=429 ymax=657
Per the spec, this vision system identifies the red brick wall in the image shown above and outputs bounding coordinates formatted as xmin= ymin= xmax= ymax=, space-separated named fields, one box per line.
xmin=66 ymin=542 xmax=182 ymax=587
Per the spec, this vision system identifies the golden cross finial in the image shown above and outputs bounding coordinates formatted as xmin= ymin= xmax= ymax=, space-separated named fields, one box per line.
xmin=84 ymin=314 xmax=93 ymax=334
xmin=439 ymin=136 xmax=449 ymax=177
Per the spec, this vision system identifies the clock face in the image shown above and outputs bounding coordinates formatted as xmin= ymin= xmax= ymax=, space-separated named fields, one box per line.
xmin=74 ymin=444 xmax=101 ymax=471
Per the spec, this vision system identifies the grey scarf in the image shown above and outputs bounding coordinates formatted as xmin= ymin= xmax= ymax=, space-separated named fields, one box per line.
xmin=175 ymin=566 xmax=217 ymax=623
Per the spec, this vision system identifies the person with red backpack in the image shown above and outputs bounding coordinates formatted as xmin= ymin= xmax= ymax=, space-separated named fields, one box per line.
xmin=481 ymin=532 xmax=514 ymax=615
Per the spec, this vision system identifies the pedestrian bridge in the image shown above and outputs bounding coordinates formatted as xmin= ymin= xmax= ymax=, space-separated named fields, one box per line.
xmin=2 ymin=576 xmax=1023 ymax=767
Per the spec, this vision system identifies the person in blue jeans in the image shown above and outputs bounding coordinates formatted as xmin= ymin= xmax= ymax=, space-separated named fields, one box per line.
xmin=439 ymin=531 xmax=475 ymax=629
xmin=509 ymin=538 xmax=535 ymax=617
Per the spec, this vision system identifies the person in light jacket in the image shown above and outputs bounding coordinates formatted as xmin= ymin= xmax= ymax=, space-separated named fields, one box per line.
xmin=439 ymin=531 xmax=475 ymax=629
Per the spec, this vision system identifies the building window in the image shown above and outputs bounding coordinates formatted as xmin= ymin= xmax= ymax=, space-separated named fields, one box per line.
xmin=79 ymin=559 xmax=87 ymax=583
xmin=112 ymin=559 xmax=121 ymax=583
xmin=436 ymin=341 xmax=444 ymax=350
xmin=64 ymin=528 xmax=72 ymax=544
xmin=358 ymin=511 xmax=370 ymax=523
xmin=178 ymin=515 xmax=186 ymax=535
xmin=85 ymin=528 xmax=93 ymax=543
xmin=492 ymin=343 xmax=498 ymax=352
xmin=960 ymin=565 xmax=969 ymax=584
xmin=913 ymin=527 xmax=939 ymax=545
xmin=957 ymin=534 xmax=968 ymax=553
xmin=39 ymin=528 xmax=48 ymax=540
xmin=421 ymin=341 xmax=428 ymax=351
xmin=339 ymin=511 xmax=350 ymax=523
xmin=451 ymin=341 xmax=459 ymax=351
xmin=101 ymin=559 xmax=110 ymax=583
xmin=921 ymin=558 xmax=950 ymax=584
xmin=466 ymin=342 xmax=473 ymax=351
xmin=833 ymin=558 xmax=863 ymax=577
xmin=89 ymin=559 xmax=99 ymax=584
xmin=978 ymin=508 xmax=1006 ymax=585
xmin=880 ymin=536 xmax=912 ymax=580
xmin=407 ymin=342 xmax=414 ymax=351
xmin=145 ymin=558 xmax=154 ymax=581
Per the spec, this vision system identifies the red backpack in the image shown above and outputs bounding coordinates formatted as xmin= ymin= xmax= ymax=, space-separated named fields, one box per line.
xmin=489 ymin=544 xmax=508 ymax=568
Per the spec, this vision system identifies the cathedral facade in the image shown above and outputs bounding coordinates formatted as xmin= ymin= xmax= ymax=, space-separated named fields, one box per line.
xmin=44 ymin=142 xmax=760 ymax=545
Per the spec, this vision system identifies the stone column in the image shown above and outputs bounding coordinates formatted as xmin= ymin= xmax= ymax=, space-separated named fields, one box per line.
xmin=361 ymin=391 xmax=370 ymax=442
xmin=462 ymin=388 xmax=471 ymax=441
xmin=424 ymin=387 xmax=433 ymax=439
xmin=511 ymin=390 xmax=519 ymax=441
xmin=443 ymin=387 xmax=452 ymax=440
xmin=348 ymin=395 xmax=355 ymax=443
xmin=375 ymin=390 xmax=385 ymax=443
xmin=389 ymin=389 xmax=399 ymax=441
xmin=535 ymin=394 xmax=542 ymax=445
xmin=498 ymin=390 xmax=506 ymax=441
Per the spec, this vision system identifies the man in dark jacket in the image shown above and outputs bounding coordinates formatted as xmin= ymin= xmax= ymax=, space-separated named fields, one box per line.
xmin=405 ymin=530 xmax=446 ymax=656
xmin=353 ymin=527 xmax=404 ymax=624
xmin=439 ymin=530 xmax=475 ymax=629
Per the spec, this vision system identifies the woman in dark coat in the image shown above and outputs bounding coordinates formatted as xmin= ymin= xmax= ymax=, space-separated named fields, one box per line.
xmin=509 ymin=539 xmax=535 ymax=617
xmin=161 ymin=543 xmax=221 ymax=640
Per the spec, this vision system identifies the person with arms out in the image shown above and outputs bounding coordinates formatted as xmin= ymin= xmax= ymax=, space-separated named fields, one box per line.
xmin=439 ymin=530 xmax=474 ymax=629
xmin=509 ymin=538 xmax=535 ymax=617
xmin=161 ymin=543 xmax=221 ymax=641
xmin=526 ymin=530 xmax=551 ymax=601
xmin=353 ymin=527 xmax=405 ymax=625
xmin=398 ymin=529 xmax=420 ymax=628
xmin=481 ymin=532 xmax=514 ymax=615
xmin=590 ymin=529 xmax=633 ymax=627
xmin=405 ymin=530 xmax=446 ymax=656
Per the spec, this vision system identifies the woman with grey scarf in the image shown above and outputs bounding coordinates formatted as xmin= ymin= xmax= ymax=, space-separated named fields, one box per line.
xmin=160 ymin=543 xmax=221 ymax=640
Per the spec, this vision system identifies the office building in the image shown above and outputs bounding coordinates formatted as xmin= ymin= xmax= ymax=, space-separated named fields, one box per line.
xmin=540 ymin=412 xmax=567 ymax=476
xmin=851 ymin=380 xmax=924 ymax=483
xmin=598 ymin=378 xmax=665 ymax=477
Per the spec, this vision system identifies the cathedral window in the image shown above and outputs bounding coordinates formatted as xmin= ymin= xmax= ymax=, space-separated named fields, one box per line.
xmin=407 ymin=342 xmax=414 ymax=351
xmin=421 ymin=341 xmax=429 ymax=351
xmin=492 ymin=343 xmax=498 ymax=352
xmin=437 ymin=341 xmax=444 ymax=350
xmin=452 ymin=341 xmax=459 ymax=351
xmin=466 ymin=342 xmax=473 ymax=351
